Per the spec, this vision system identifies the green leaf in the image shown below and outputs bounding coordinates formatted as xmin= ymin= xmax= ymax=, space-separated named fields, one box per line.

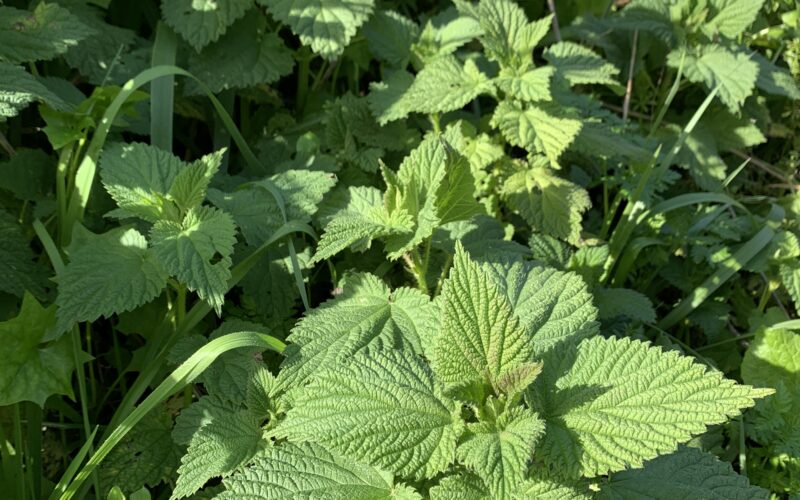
xmin=168 ymin=149 xmax=224 ymax=213
xmin=0 ymin=3 xmax=95 ymax=63
xmin=173 ymin=395 xmax=238 ymax=445
xmin=496 ymin=66 xmax=555 ymax=102
xmin=597 ymin=446 xmax=768 ymax=499
xmin=469 ymin=0 xmax=551 ymax=68
xmin=594 ymin=287 xmax=656 ymax=323
xmin=780 ymin=261 xmax=800 ymax=310
xmin=101 ymin=407 xmax=180 ymax=495
xmin=0 ymin=210 xmax=49 ymax=299
xmin=368 ymin=70 xmax=415 ymax=126
xmin=383 ymin=135 xmax=482 ymax=259
xmin=502 ymin=163 xmax=591 ymax=244
xmin=55 ymin=226 xmax=169 ymax=337
xmin=751 ymin=51 xmax=800 ymax=99
xmin=517 ymin=474 xmax=591 ymax=499
xmin=742 ymin=326 xmax=800 ymax=391
xmin=457 ymin=406 xmax=545 ymax=498
xmin=543 ymin=41 xmax=620 ymax=86
xmin=531 ymin=336 xmax=770 ymax=477
xmin=162 ymin=0 xmax=253 ymax=51
xmin=0 ymin=63 xmax=70 ymax=121
xmin=219 ymin=442 xmax=421 ymax=499
xmin=173 ymin=409 xmax=263 ymax=499
xmin=362 ymin=10 xmax=418 ymax=67
xmin=100 ymin=142 xmax=186 ymax=223
xmin=484 ymin=259 xmax=598 ymax=356
xmin=491 ymin=101 xmax=582 ymax=167
xmin=187 ymin=14 xmax=294 ymax=94
xmin=261 ymin=0 xmax=375 ymax=60
xmin=210 ymin=169 xmax=335 ymax=246
xmin=433 ymin=243 xmax=532 ymax=390
xmin=151 ymin=206 xmax=237 ymax=314
xmin=706 ymin=0 xmax=765 ymax=38
xmin=383 ymin=56 xmax=493 ymax=121
xmin=430 ymin=473 xmax=490 ymax=500
xmin=280 ymin=273 xmax=438 ymax=385
xmin=0 ymin=149 xmax=54 ymax=201
xmin=61 ymin=2 xmax=146 ymax=86
xmin=0 ymin=293 xmax=77 ymax=407
xmin=277 ymin=348 xmax=463 ymax=479
xmin=668 ymin=45 xmax=757 ymax=113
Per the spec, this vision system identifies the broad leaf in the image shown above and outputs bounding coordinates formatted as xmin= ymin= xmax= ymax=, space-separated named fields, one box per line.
xmin=597 ymin=446 xmax=768 ymax=499
xmin=151 ymin=206 xmax=237 ymax=314
xmin=0 ymin=3 xmax=94 ymax=63
xmin=457 ymin=406 xmax=544 ymax=497
xmin=280 ymin=273 xmax=438 ymax=385
xmin=531 ymin=336 xmax=770 ymax=477
xmin=706 ymin=0 xmax=765 ymax=38
xmin=502 ymin=163 xmax=591 ymax=244
xmin=219 ymin=442 xmax=420 ymax=499
xmin=0 ymin=63 xmax=70 ymax=121
xmin=491 ymin=101 xmax=582 ymax=167
xmin=668 ymin=44 xmax=757 ymax=113
xmin=162 ymin=0 xmax=253 ymax=51
xmin=484 ymin=259 xmax=598 ymax=355
xmin=362 ymin=10 xmax=418 ymax=67
xmin=0 ymin=293 xmax=77 ymax=407
xmin=0 ymin=210 xmax=49 ymax=299
xmin=467 ymin=0 xmax=551 ymax=68
xmin=433 ymin=244 xmax=532 ymax=390
xmin=56 ymin=226 xmax=169 ymax=336
xmin=277 ymin=348 xmax=463 ymax=479
xmin=262 ymin=0 xmax=375 ymax=59
xmin=187 ymin=14 xmax=294 ymax=94
xmin=173 ymin=409 xmax=263 ymax=499
xmin=543 ymin=42 xmax=620 ymax=86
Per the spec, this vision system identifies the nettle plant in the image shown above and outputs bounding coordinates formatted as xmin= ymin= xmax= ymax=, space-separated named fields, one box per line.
xmin=166 ymin=242 xmax=770 ymax=498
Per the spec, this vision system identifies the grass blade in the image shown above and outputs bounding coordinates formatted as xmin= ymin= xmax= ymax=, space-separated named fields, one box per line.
xmin=150 ymin=22 xmax=178 ymax=151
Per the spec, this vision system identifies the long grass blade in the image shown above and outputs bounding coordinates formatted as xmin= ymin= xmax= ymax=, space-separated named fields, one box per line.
xmin=60 ymin=332 xmax=285 ymax=499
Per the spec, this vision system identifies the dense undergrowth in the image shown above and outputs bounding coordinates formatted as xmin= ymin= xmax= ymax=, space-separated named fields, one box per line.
xmin=1 ymin=0 xmax=800 ymax=498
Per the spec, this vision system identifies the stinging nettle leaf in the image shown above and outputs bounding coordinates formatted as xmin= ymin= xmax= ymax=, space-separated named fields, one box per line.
xmin=457 ymin=406 xmax=545 ymax=498
xmin=597 ymin=446 xmax=768 ymax=500
xmin=219 ymin=442 xmax=421 ymax=499
xmin=277 ymin=348 xmax=463 ymax=479
xmin=280 ymin=272 xmax=438 ymax=386
xmin=151 ymin=206 xmax=237 ymax=314
xmin=56 ymin=226 xmax=169 ymax=337
xmin=172 ymin=409 xmax=264 ymax=499
xmin=261 ymin=0 xmax=375 ymax=60
xmin=187 ymin=13 xmax=294 ymax=94
xmin=531 ymin=336 xmax=771 ymax=477
xmin=162 ymin=0 xmax=253 ymax=52
xmin=0 ymin=63 xmax=70 ymax=121
xmin=433 ymin=243 xmax=533 ymax=390
xmin=543 ymin=41 xmax=620 ymax=86
xmin=0 ymin=3 xmax=95 ymax=64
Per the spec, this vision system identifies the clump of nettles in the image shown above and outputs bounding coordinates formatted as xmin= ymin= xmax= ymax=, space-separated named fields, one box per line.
xmin=168 ymin=243 xmax=769 ymax=499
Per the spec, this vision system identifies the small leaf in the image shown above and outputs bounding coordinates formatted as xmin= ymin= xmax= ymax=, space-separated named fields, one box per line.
xmin=543 ymin=41 xmax=620 ymax=86
xmin=457 ymin=406 xmax=545 ymax=497
xmin=172 ymin=409 xmax=264 ymax=499
xmin=151 ymin=207 xmax=237 ymax=314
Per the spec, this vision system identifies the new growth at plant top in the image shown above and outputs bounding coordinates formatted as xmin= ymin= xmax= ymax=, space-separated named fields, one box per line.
xmin=2 ymin=0 xmax=800 ymax=498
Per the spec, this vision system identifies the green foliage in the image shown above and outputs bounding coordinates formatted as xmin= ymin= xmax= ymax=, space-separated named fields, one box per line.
xmin=0 ymin=0 xmax=797 ymax=498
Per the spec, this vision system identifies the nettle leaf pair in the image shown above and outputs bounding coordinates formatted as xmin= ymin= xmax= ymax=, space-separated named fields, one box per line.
xmin=193 ymin=244 xmax=769 ymax=498
xmin=54 ymin=143 xmax=234 ymax=335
